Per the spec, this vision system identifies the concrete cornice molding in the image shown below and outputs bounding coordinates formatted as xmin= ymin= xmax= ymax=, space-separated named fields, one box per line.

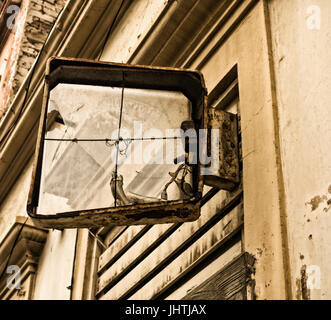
xmin=0 ymin=216 xmax=48 ymax=266
xmin=0 ymin=216 xmax=48 ymax=299
xmin=129 ymin=0 xmax=258 ymax=69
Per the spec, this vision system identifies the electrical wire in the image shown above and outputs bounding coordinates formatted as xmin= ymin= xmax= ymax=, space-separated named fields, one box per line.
xmin=99 ymin=0 xmax=127 ymax=208
xmin=113 ymin=80 xmax=125 ymax=208
xmin=88 ymin=230 xmax=107 ymax=250
xmin=97 ymin=0 xmax=125 ymax=60
xmin=44 ymin=136 xmax=183 ymax=142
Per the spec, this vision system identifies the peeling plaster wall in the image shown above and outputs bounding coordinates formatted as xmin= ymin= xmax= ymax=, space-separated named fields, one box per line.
xmin=0 ymin=0 xmax=29 ymax=119
xmin=269 ymin=0 xmax=331 ymax=299
xmin=12 ymin=0 xmax=66 ymax=96
xmin=0 ymin=158 xmax=31 ymax=244
xmin=0 ymin=0 xmax=65 ymax=120
xmin=33 ymin=228 xmax=77 ymax=300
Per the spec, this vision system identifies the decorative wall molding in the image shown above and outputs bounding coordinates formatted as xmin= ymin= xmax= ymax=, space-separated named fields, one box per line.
xmin=129 ymin=0 xmax=258 ymax=69
xmin=0 ymin=216 xmax=47 ymax=300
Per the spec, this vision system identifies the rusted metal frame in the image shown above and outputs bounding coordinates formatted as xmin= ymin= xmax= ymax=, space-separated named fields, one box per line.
xmin=27 ymin=57 xmax=207 ymax=229
xmin=114 ymin=189 xmax=243 ymax=300
xmin=29 ymin=197 xmax=201 ymax=228
xmin=26 ymin=71 xmax=50 ymax=219
xmin=204 ymin=108 xmax=240 ymax=190
xmin=203 ymin=63 xmax=240 ymax=191
xmin=47 ymin=68 xmax=205 ymax=121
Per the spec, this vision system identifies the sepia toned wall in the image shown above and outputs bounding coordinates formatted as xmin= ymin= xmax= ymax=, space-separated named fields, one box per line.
xmin=0 ymin=0 xmax=330 ymax=300
xmin=268 ymin=0 xmax=331 ymax=299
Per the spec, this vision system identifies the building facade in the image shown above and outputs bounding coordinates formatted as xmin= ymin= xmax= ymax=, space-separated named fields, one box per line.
xmin=0 ymin=0 xmax=330 ymax=300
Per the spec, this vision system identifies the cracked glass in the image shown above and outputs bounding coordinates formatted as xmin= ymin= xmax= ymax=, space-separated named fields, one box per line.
xmin=37 ymin=83 xmax=194 ymax=215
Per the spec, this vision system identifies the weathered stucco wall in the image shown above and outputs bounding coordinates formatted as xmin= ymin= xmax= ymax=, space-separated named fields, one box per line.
xmin=268 ymin=0 xmax=331 ymax=299
xmin=12 ymin=0 xmax=66 ymax=96
xmin=0 ymin=0 xmax=29 ymax=119
xmin=0 ymin=0 xmax=65 ymax=120
xmin=199 ymin=1 xmax=288 ymax=299
xmin=33 ymin=228 xmax=77 ymax=300
xmin=0 ymin=158 xmax=31 ymax=244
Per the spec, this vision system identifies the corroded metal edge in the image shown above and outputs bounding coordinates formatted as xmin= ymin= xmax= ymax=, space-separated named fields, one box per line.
xmin=27 ymin=57 xmax=207 ymax=229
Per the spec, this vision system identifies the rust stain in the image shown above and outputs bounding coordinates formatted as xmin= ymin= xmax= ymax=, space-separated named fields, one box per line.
xmin=306 ymin=186 xmax=331 ymax=213
xmin=256 ymin=248 xmax=263 ymax=257
xmin=193 ymin=245 xmax=201 ymax=261
xmin=210 ymin=232 xmax=218 ymax=246
xmin=306 ymin=195 xmax=327 ymax=211
xmin=324 ymin=199 xmax=331 ymax=213
xmin=295 ymin=278 xmax=301 ymax=300
xmin=202 ymin=240 xmax=208 ymax=253
xmin=296 ymin=265 xmax=310 ymax=300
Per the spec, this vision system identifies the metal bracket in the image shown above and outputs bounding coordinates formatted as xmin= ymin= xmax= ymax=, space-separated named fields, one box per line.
xmin=204 ymin=108 xmax=240 ymax=191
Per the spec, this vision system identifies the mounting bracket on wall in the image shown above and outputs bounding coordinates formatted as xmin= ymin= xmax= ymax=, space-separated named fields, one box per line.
xmin=204 ymin=108 xmax=240 ymax=191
